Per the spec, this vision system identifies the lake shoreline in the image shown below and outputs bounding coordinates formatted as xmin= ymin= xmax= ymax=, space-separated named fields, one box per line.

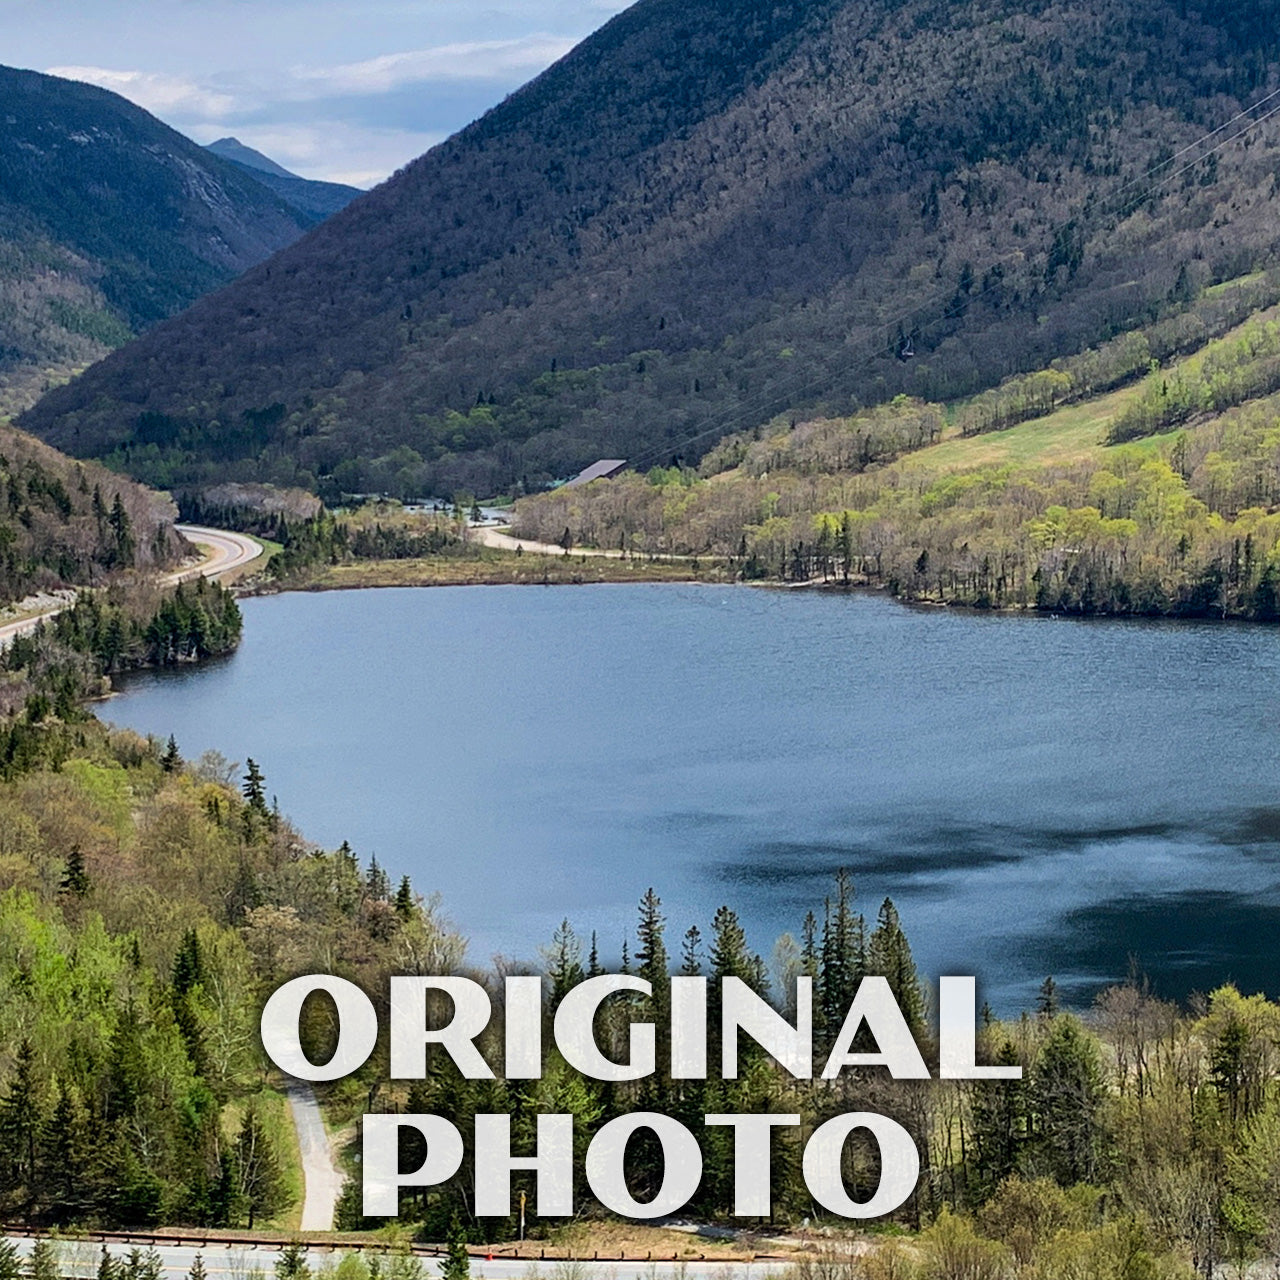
xmin=238 ymin=550 xmax=1276 ymax=629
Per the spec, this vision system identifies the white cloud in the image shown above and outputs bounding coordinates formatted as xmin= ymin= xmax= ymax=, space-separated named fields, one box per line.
xmin=43 ymin=31 xmax=581 ymax=184
xmin=291 ymin=35 xmax=578 ymax=95
xmin=45 ymin=65 xmax=239 ymax=119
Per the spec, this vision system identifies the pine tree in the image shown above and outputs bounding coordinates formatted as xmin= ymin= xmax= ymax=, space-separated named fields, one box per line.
xmin=109 ymin=493 xmax=135 ymax=566
xmin=242 ymin=759 xmax=268 ymax=816
xmin=236 ymin=1106 xmax=287 ymax=1228
xmin=0 ymin=1240 xmax=20 ymax=1280
xmin=1037 ymin=976 xmax=1060 ymax=1020
xmin=545 ymin=918 xmax=584 ymax=1004
xmin=709 ymin=906 xmax=752 ymax=982
xmin=275 ymin=1244 xmax=310 ymax=1280
xmin=1031 ymin=1017 xmax=1107 ymax=1185
xmin=441 ymin=1214 xmax=470 ymax=1280
xmin=172 ymin=927 xmax=205 ymax=995
xmin=42 ymin=1081 xmax=100 ymax=1220
xmin=187 ymin=1256 xmax=208 ymax=1280
xmin=161 ymin=735 xmax=181 ymax=773
xmin=0 ymin=1039 xmax=43 ymax=1210
xmin=365 ymin=856 xmax=390 ymax=901
xmin=820 ymin=871 xmax=864 ymax=1033
xmin=679 ymin=925 xmax=703 ymax=976
xmin=866 ymin=899 xmax=924 ymax=1037
xmin=636 ymin=889 xmax=669 ymax=1003
xmin=587 ymin=930 xmax=602 ymax=977
xmin=394 ymin=876 xmax=416 ymax=920
xmin=969 ymin=1040 xmax=1026 ymax=1193
xmin=60 ymin=846 xmax=90 ymax=897
xmin=27 ymin=1240 xmax=58 ymax=1280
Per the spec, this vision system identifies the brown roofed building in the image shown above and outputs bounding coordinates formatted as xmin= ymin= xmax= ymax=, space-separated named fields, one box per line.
xmin=564 ymin=459 xmax=628 ymax=488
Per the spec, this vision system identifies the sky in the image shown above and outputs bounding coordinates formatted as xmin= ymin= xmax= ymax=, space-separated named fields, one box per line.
xmin=2 ymin=0 xmax=630 ymax=187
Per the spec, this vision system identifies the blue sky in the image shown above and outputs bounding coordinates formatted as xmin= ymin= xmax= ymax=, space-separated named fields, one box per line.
xmin=4 ymin=1 xmax=629 ymax=186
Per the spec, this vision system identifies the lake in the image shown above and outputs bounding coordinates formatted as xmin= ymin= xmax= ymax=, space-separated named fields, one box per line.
xmin=106 ymin=583 xmax=1280 ymax=1013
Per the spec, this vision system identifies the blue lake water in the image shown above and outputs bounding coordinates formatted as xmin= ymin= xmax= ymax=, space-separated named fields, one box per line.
xmin=106 ymin=584 xmax=1280 ymax=1013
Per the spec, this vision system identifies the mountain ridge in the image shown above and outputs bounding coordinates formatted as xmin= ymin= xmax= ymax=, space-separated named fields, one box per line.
xmin=20 ymin=0 xmax=1280 ymax=496
xmin=0 ymin=65 xmax=314 ymax=415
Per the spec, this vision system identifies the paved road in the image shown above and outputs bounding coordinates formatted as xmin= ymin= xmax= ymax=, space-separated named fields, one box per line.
xmin=287 ymin=1083 xmax=345 ymax=1232
xmin=471 ymin=526 xmax=624 ymax=558
xmin=6 ymin=1238 xmax=787 ymax=1280
xmin=168 ymin=525 xmax=265 ymax=584
xmin=0 ymin=525 xmax=263 ymax=649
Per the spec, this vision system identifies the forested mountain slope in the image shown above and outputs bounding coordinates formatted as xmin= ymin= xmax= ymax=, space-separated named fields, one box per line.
xmin=0 ymin=422 xmax=182 ymax=606
xmin=204 ymin=137 xmax=363 ymax=221
xmin=21 ymin=0 xmax=1280 ymax=498
xmin=0 ymin=66 xmax=312 ymax=415
xmin=512 ymin=271 xmax=1280 ymax=619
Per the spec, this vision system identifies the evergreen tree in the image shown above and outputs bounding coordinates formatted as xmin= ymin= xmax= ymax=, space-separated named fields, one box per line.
xmin=275 ymin=1244 xmax=310 ymax=1280
xmin=95 ymin=1247 xmax=116 ymax=1280
xmin=0 ymin=1240 xmax=20 ymax=1280
xmin=441 ymin=1214 xmax=470 ymax=1280
xmin=172 ymin=927 xmax=205 ymax=995
xmin=587 ymin=930 xmax=602 ymax=977
xmin=27 ymin=1240 xmax=58 ymax=1280
xmin=161 ymin=734 xmax=181 ymax=773
xmin=1031 ymin=1016 xmax=1107 ymax=1185
xmin=394 ymin=875 xmax=416 ymax=920
xmin=0 ymin=1040 xmax=43 ymax=1211
xmin=42 ymin=1081 xmax=99 ymax=1220
xmin=236 ymin=1105 xmax=287 ymax=1228
xmin=109 ymin=493 xmax=135 ymax=566
xmin=210 ymin=1149 xmax=246 ymax=1226
xmin=820 ymin=870 xmax=865 ymax=1034
xmin=969 ymin=1040 xmax=1026 ymax=1193
xmin=242 ymin=759 xmax=268 ymax=816
xmin=60 ymin=846 xmax=90 ymax=897
xmin=545 ymin=918 xmax=585 ymax=1005
xmin=636 ymin=888 xmax=670 ymax=1006
xmin=679 ymin=925 xmax=704 ymax=976
xmin=709 ymin=905 xmax=752 ymax=982
xmin=1037 ymin=976 xmax=1060 ymax=1020
xmin=365 ymin=856 xmax=390 ymax=901
xmin=188 ymin=1257 xmax=207 ymax=1280
xmin=867 ymin=899 xmax=925 ymax=1037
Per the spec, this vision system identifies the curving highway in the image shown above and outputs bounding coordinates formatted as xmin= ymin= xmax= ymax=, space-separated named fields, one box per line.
xmin=0 ymin=525 xmax=263 ymax=649
xmin=169 ymin=525 xmax=265 ymax=583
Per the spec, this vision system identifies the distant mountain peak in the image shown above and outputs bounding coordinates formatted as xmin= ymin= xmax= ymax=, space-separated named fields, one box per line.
xmin=204 ymin=137 xmax=363 ymax=221
xmin=206 ymin=136 xmax=298 ymax=181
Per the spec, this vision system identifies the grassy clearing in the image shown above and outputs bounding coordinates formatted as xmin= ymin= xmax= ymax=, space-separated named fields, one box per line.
xmin=900 ymin=384 xmax=1146 ymax=474
xmin=281 ymin=549 xmax=731 ymax=590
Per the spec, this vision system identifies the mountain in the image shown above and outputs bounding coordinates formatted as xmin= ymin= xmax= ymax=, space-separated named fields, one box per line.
xmin=204 ymin=136 xmax=297 ymax=181
xmin=0 ymin=65 xmax=314 ymax=416
xmin=205 ymin=137 xmax=363 ymax=221
xmin=20 ymin=0 xmax=1280 ymax=498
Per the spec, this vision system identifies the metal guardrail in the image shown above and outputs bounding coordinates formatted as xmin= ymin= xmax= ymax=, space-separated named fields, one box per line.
xmin=1 ymin=1227 xmax=788 ymax=1265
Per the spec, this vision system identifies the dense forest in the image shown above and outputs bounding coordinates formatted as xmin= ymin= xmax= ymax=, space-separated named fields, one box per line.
xmin=0 ymin=66 xmax=312 ymax=414
xmin=0 ymin=422 xmax=184 ymax=606
xmin=24 ymin=0 xmax=1280 ymax=498
xmin=511 ymin=282 xmax=1280 ymax=619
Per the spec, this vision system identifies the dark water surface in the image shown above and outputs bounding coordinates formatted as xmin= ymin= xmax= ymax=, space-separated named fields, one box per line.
xmin=107 ymin=584 xmax=1280 ymax=1012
